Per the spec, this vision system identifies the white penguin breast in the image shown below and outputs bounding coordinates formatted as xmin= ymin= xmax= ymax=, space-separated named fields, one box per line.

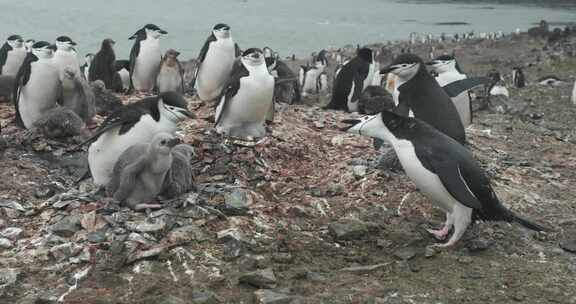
xmin=302 ymin=69 xmax=320 ymax=93
xmin=393 ymin=139 xmax=458 ymax=212
xmin=221 ymin=68 xmax=274 ymax=123
xmin=19 ymin=61 xmax=61 ymax=129
xmin=196 ymin=39 xmax=236 ymax=100
xmin=2 ymin=48 xmax=27 ymax=76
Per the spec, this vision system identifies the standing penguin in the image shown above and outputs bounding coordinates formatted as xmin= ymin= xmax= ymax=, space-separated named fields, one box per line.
xmin=324 ymin=47 xmax=373 ymax=112
xmin=115 ymin=59 xmax=131 ymax=92
xmin=427 ymin=55 xmax=473 ymax=127
xmin=129 ymin=24 xmax=167 ymax=92
xmin=341 ymin=111 xmax=545 ymax=247
xmin=89 ymin=39 xmax=118 ymax=91
xmin=511 ymin=67 xmax=525 ymax=88
xmin=85 ymin=92 xmax=193 ymax=186
xmin=53 ymin=36 xmax=81 ymax=80
xmin=194 ymin=23 xmax=241 ymax=102
xmin=380 ymin=53 xmax=466 ymax=144
xmin=299 ymin=63 xmax=325 ymax=97
xmin=215 ymin=48 xmax=274 ymax=139
xmin=156 ymin=49 xmax=184 ymax=94
xmin=14 ymin=41 xmax=61 ymax=129
xmin=0 ymin=35 xmax=27 ymax=76
xmin=81 ymin=53 xmax=94 ymax=80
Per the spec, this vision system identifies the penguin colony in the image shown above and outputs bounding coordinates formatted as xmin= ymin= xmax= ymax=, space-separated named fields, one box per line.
xmin=0 ymin=23 xmax=555 ymax=250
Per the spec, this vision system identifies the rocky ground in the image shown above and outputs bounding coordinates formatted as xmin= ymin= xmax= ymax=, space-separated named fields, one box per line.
xmin=1 ymin=32 xmax=576 ymax=304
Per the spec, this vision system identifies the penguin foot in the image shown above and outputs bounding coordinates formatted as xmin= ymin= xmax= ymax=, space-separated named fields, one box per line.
xmin=132 ymin=203 xmax=163 ymax=211
xmin=430 ymin=240 xmax=457 ymax=249
xmin=426 ymin=227 xmax=450 ymax=241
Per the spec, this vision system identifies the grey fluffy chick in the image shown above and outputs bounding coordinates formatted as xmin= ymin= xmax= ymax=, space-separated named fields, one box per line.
xmin=106 ymin=132 xmax=180 ymax=210
xmin=159 ymin=144 xmax=196 ymax=199
xmin=61 ymin=66 xmax=96 ymax=123
xmin=33 ymin=107 xmax=85 ymax=139
xmin=90 ymin=80 xmax=123 ymax=116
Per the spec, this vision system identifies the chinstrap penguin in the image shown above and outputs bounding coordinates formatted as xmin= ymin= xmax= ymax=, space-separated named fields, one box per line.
xmin=324 ymin=47 xmax=374 ymax=112
xmin=107 ymin=132 xmax=180 ymax=210
xmin=115 ymin=59 xmax=130 ymax=92
xmin=265 ymin=54 xmax=300 ymax=104
xmin=215 ymin=48 xmax=274 ymax=140
xmin=86 ymin=91 xmax=194 ymax=186
xmin=129 ymin=24 xmax=167 ymax=92
xmin=14 ymin=41 xmax=61 ymax=129
xmin=427 ymin=54 xmax=473 ymax=127
xmin=81 ymin=53 xmax=94 ymax=80
xmin=157 ymin=49 xmax=184 ymax=94
xmin=341 ymin=111 xmax=545 ymax=247
xmin=194 ymin=23 xmax=241 ymax=102
xmin=53 ymin=36 xmax=81 ymax=80
xmin=0 ymin=35 xmax=27 ymax=76
xmin=511 ymin=67 xmax=525 ymax=88
xmin=381 ymin=53 xmax=466 ymax=144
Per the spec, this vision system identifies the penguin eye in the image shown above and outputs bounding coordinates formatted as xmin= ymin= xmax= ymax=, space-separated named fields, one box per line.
xmin=161 ymin=140 xmax=166 ymax=145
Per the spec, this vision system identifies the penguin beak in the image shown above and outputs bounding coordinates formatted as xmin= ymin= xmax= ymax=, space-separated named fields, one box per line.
xmin=380 ymin=65 xmax=397 ymax=74
xmin=174 ymin=51 xmax=180 ymax=57
xmin=48 ymin=44 xmax=57 ymax=51
xmin=167 ymin=138 xmax=181 ymax=147
xmin=159 ymin=29 xmax=168 ymax=34
xmin=340 ymin=119 xmax=362 ymax=132
xmin=70 ymin=41 xmax=77 ymax=46
xmin=180 ymin=109 xmax=195 ymax=118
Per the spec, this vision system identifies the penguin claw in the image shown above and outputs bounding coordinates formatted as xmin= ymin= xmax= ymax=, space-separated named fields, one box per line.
xmin=426 ymin=227 xmax=449 ymax=241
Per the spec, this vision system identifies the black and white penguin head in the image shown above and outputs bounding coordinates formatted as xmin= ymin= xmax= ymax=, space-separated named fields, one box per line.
xmin=381 ymin=53 xmax=422 ymax=81
xmin=55 ymin=36 xmax=77 ymax=51
xmin=31 ymin=41 xmax=57 ymax=59
xmin=157 ymin=91 xmax=195 ymax=122
xmin=213 ymin=23 xmax=231 ymax=39
xmin=241 ymin=48 xmax=265 ymax=67
xmin=145 ymin=24 xmax=167 ymax=39
xmin=130 ymin=24 xmax=167 ymax=40
xmin=149 ymin=132 xmax=180 ymax=155
xmin=341 ymin=111 xmax=413 ymax=142
xmin=85 ymin=53 xmax=95 ymax=64
xmin=25 ymin=39 xmax=35 ymax=52
xmin=6 ymin=35 xmax=24 ymax=48
xmin=426 ymin=54 xmax=456 ymax=74
xmin=263 ymin=47 xmax=274 ymax=59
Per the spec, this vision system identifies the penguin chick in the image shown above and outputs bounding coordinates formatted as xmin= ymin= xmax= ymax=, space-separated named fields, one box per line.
xmin=159 ymin=144 xmax=196 ymax=199
xmin=90 ymin=80 xmax=123 ymax=116
xmin=341 ymin=111 xmax=545 ymax=247
xmin=107 ymin=132 xmax=180 ymax=210
xmin=61 ymin=66 xmax=96 ymax=123
xmin=157 ymin=49 xmax=184 ymax=93
xmin=33 ymin=107 xmax=85 ymax=139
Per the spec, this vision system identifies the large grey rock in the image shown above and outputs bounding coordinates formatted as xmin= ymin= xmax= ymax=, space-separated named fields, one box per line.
xmin=1 ymin=227 xmax=24 ymax=240
xmin=0 ymin=268 xmax=20 ymax=296
xmin=239 ymin=268 xmax=277 ymax=289
xmin=0 ymin=237 xmax=13 ymax=249
xmin=329 ymin=220 xmax=371 ymax=241
xmin=220 ymin=190 xmax=250 ymax=216
xmin=49 ymin=215 xmax=81 ymax=237
xmin=253 ymin=289 xmax=294 ymax=304
xmin=340 ymin=263 xmax=391 ymax=274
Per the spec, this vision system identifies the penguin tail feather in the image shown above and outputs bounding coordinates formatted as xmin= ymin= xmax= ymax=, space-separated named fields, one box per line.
xmin=511 ymin=212 xmax=546 ymax=232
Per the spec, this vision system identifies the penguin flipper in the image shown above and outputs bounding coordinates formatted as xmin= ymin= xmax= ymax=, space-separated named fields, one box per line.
xmin=442 ymin=77 xmax=491 ymax=98
xmin=128 ymin=40 xmax=140 ymax=92
xmin=0 ymin=44 xmax=9 ymax=72
xmin=432 ymin=162 xmax=483 ymax=210
xmin=215 ymin=60 xmax=249 ymax=125
xmin=197 ymin=34 xmax=216 ymax=63
xmin=234 ymin=43 xmax=241 ymax=57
